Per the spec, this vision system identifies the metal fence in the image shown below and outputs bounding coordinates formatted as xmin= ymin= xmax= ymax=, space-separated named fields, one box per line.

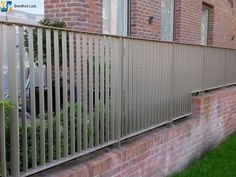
xmin=0 ymin=21 xmax=236 ymax=177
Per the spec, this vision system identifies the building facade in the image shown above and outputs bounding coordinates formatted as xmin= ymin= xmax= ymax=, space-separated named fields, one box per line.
xmin=44 ymin=0 xmax=236 ymax=49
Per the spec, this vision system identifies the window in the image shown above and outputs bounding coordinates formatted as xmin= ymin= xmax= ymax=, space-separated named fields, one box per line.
xmin=160 ymin=0 xmax=175 ymax=41
xmin=103 ymin=0 xmax=128 ymax=36
xmin=201 ymin=6 xmax=209 ymax=45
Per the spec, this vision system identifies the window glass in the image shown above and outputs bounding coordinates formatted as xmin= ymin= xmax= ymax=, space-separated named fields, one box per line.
xmin=161 ymin=0 xmax=175 ymax=41
xmin=103 ymin=0 xmax=128 ymax=36
xmin=201 ymin=6 xmax=209 ymax=45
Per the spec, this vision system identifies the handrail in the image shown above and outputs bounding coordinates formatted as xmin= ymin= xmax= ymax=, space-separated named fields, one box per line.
xmin=0 ymin=19 xmax=235 ymax=51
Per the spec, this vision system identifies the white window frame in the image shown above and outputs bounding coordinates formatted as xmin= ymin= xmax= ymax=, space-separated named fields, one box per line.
xmin=201 ymin=5 xmax=209 ymax=45
xmin=103 ymin=0 xmax=128 ymax=36
xmin=160 ymin=0 xmax=175 ymax=41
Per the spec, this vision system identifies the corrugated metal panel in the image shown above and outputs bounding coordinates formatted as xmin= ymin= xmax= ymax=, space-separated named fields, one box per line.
xmin=123 ymin=40 xmax=172 ymax=135
xmin=204 ymin=48 xmax=226 ymax=90
xmin=226 ymin=49 xmax=236 ymax=85
xmin=174 ymin=44 xmax=204 ymax=118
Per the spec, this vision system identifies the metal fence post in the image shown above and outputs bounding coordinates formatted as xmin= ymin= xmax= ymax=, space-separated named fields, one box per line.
xmin=7 ymin=25 xmax=20 ymax=177
xmin=19 ymin=27 xmax=28 ymax=172
xmin=170 ymin=42 xmax=175 ymax=126
xmin=201 ymin=46 xmax=207 ymax=95
xmin=0 ymin=24 xmax=6 ymax=177
xmin=224 ymin=48 xmax=228 ymax=88
xmin=113 ymin=37 xmax=124 ymax=149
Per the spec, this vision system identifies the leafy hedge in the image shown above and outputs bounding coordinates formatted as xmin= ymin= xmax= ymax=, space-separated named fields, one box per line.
xmin=1 ymin=100 xmax=105 ymax=175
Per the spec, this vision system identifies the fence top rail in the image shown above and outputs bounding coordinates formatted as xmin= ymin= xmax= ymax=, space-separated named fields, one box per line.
xmin=0 ymin=20 xmax=235 ymax=51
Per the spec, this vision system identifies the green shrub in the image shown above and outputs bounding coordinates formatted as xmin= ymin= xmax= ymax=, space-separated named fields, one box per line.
xmin=1 ymin=100 xmax=109 ymax=175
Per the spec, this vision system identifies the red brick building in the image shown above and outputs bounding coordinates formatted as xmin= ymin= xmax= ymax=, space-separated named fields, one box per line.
xmin=44 ymin=0 xmax=236 ymax=49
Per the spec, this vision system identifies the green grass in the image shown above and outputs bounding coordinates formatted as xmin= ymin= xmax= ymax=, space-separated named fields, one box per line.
xmin=170 ymin=133 xmax=236 ymax=177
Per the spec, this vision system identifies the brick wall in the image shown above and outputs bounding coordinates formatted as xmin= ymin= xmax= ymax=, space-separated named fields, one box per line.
xmin=33 ymin=86 xmax=236 ymax=177
xmin=128 ymin=0 xmax=236 ymax=48
xmin=175 ymin=0 xmax=202 ymax=44
xmin=208 ymin=0 xmax=236 ymax=48
xmin=129 ymin=0 xmax=161 ymax=40
xmin=175 ymin=0 xmax=236 ymax=48
xmin=44 ymin=0 xmax=236 ymax=48
xmin=44 ymin=0 xmax=103 ymax=33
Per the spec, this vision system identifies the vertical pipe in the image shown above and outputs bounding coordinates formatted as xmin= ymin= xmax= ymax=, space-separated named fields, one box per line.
xmin=46 ymin=29 xmax=53 ymax=162
xmin=8 ymin=25 xmax=20 ymax=177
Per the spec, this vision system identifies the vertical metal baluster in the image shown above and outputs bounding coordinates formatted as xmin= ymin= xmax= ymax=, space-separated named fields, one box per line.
xmin=171 ymin=43 xmax=175 ymax=122
xmin=46 ymin=29 xmax=53 ymax=162
xmin=100 ymin=37 xmax=105 ymax=144
xmin=224 ymin=49 xmax=228 ymax=87
xmin=69 ymin=32 xmax=75 ymax=154
xmin=89 ymin=36 xmax=94 ymax=148
xmin=83 ymin=35 xmax=88 ymax=150
xmin=28 ymin=27 xmax=37 ymax=168
xmin=76 ymin=34 xmax=82 ymax=153
xmin=137 ymin=41 xmax=142 ymax=130
xmin=153 ymin=43 xmax=159 ymax=124
xmin=0 ymin=24 xmax=6 ymax=177
xmin=128 ymin=40 xmax=133 ymax=133
xmin=94 ymin=37 xmax=100 ymax=146
xmin=145 ymin=42 xmax=149 ymax=126
xmin=141 ymin=41 xmax=146 ymax=129
xmin=19 ymin=27 xmax=28 ymax=172
xmin=202 ymin=46 xmax=206 ymax=92
xmin=38 ymin=28 xmax=45 ymax=165
xmin=132 ymin=39 xmax=137 ymax=132
xmin=62 ymin=31 xmax=68 ymax=157
xmin=105 ymin=38 xmax=110 ymax=142
xmin=54 ymin=30 xmax=61 ymax=160
xmin=147 ymin=42 xmax=151 ymax=126
xmin=116 ymin=38 xmax=122 ymax=140
xmin=112 ymin=37 xmax=122 ymax=140
xmin=110 ymin=38 xmax=115 ymax=140
xmin=123 ymin=39 xmax=129 ymax=136
xmin=8 ymin=25 xmax=20 ymax=177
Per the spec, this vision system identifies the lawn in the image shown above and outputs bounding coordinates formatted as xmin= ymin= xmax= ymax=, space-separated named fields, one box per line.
xmin=170 ymin=133 xmax=236 ymax=177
